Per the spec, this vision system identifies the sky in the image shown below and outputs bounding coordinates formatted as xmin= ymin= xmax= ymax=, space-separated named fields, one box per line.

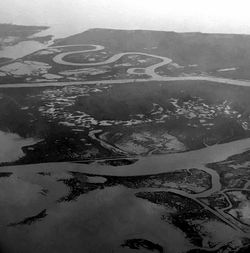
xmin=1 ymin=0 xmax=250 ymax=34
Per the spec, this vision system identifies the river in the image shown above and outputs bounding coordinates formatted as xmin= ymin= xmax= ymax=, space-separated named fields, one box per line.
xmin=1 ymin=43 xmax=250 ymax=88
xmin=0 ymin=137 xmax=249 ymax=252
xmin=0 ymin=32 xmax=250 ymax=252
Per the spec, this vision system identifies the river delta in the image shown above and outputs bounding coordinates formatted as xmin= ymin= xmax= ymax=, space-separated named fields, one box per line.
xmin=1 ymin=27 xmax=250 ymax=252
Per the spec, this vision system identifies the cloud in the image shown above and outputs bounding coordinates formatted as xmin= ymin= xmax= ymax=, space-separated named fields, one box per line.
xmin=0 ymin=0 xmax=250 ymax=34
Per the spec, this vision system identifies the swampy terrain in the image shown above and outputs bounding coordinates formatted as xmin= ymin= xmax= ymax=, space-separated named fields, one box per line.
xmin=1 ymin=26 xmax=250 ymax=252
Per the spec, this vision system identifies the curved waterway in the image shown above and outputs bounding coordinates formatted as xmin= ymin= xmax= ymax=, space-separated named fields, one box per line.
xmin=52 ymin=44 xmax=172 ymax=79
xmin=2 ymin=137 xmax=250 ymax=179
xmin=0 ymin=137 xmax=249 ymax=252
xmin=2 ymin=137 xmax=250 ymax=204
xmin=0 ymin=43 xmax=250 ymax=88
xmin=70 ymin=138 xmax=250 ymax=177
xmin=52 ymin=44 xmax=250 ymax=86
xmin=1 ymin=38 xmax=249 ymax=252
xmin=1 ymin=46 xmax=250 ymax=88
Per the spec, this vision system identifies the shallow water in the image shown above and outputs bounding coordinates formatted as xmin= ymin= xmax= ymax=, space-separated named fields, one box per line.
xmin=73 ymin=137 xmax=250 ymax=176
xmin=0 ymin=130 xmax=38 ymax=163
xmin=31 ymin=24 xmax=88 ymax=40
xmin=0 ymin=184 xmax=191 ymax=253
xmin=1 ymin=137 xmax=250 ymax=176
xmin=0 ymin=24 xmax=91 ymax=61
xmin=0 ymin=25 xmax=67 ymax=60
xmin=0 ymin=40 xmax=48 ymax=59
xmin=0 ymin=137 xmax=249 ymax=252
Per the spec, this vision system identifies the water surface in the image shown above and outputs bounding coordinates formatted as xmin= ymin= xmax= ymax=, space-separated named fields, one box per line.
xmin=0 ymin=130 xmax=38 ymax=163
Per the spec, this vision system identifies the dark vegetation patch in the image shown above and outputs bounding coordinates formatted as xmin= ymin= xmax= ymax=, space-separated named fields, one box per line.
xmin=55 ymin=28 xmax=250 ymax=73
xmin=207 ymin=150 xmax=250 ymax=189
xmin=39 ymin=189 xmax=49 ymax=196
xmin=121 ymin=238 xmax=163 ymax=253
xmin=57 ymin=169 xmax=211 ymax=201
xmin=57 ymin=174 xmax=102 ymax=202
xmin=97 ymin=158 xmax=138 ymax=166
xmin=73 ymin=160 xmax=94 ymax=165
xmin=0 ymin=24 xmax=49 ymax=52
xmin=0 ymin=172 xmax=12 ymax=178
xmin=62 ymin=48 xmax=110 ymax=63
xmin=0 ymin=57 xmax=12 ymax=65
xmin=37 ymin=172 xmax=51 ymax=176
xmin=7 ymin=28 xmax=250 ymax=83
xmin=135 ymin=191 xmax=225 ymax=247
xmin=72 ymin=81 xmax=250 ymax=150
xmin=224 ymin=190 xmax=250 ymax=226
xmin=187 ymin=238 xmax=250 ymax=253
xmin=8 ymin=209 xmax=47 ymax=227
xmin=0 ymin=80 xmax=250 ymax=165
xmin=0 ymin=24 xmax=48 ymax=39
xmin=31 ymin=35 xmax=53 ymax=44
xmin=198 ymin=193 xmax=230 ymax=210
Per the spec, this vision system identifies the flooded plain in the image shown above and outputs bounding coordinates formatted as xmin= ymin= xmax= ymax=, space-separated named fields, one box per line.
xmin=1 ymin=27 xmax=250 ymax=252
xmin=0 ymin=137 xmax=250 ymax=252
xmin=0 ymin=130 xmax=39 ymax=163
xmin=0 ymin=40 xmax=48 ymax=59
xmin=0 ymin=24 xmax=89 ymax=60
xmin=0 ymin=185 xmax=191 ymax=253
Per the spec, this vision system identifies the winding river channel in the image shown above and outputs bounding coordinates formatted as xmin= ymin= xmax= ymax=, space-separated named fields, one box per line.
xmin=2 ymin=137 xmax=250 ymax=235
xmin=1 ymin=43 xmax=250 ymax=88
xmin=1 ymin=43 xmax=250 ymax=252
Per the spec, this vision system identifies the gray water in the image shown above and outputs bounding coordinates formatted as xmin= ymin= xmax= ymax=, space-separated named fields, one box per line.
xmin=0 ymin=130 xmax=38 ymax=163
xmin=0 ymin=24 xmax=75 ymax=60
xmin=0 ymin=137 xmax=249 ymax=252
